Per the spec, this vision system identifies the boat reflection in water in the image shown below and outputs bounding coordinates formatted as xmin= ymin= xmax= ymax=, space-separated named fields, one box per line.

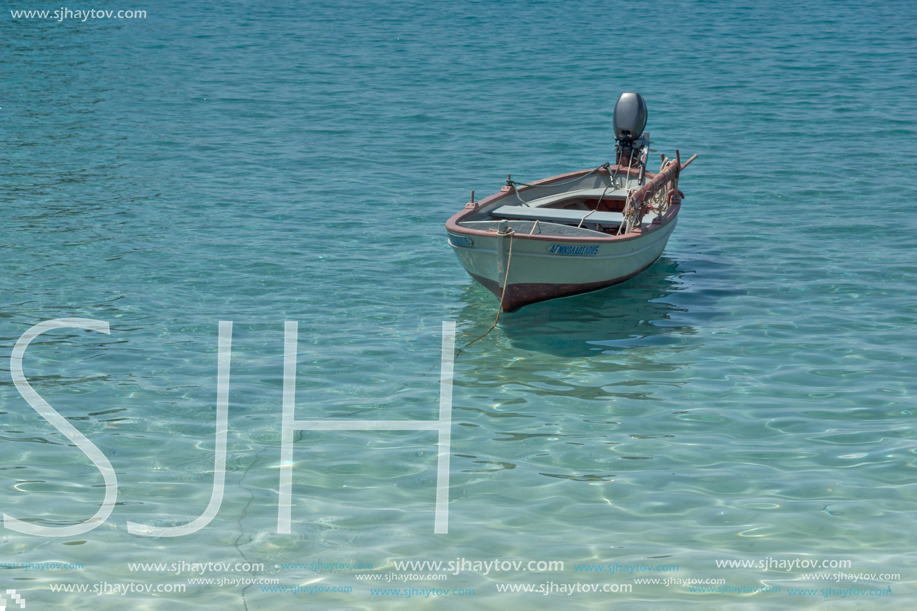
xmin=454 ymin=256 xmax=695 ymax=358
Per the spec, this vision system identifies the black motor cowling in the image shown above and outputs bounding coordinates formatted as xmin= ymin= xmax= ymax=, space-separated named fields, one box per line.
xmin=613 ymin=92 xmax=648 ymax=144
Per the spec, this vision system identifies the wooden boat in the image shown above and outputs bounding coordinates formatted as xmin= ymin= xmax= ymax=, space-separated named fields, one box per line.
xmin=445 ymin=93 xmax=697 ymax=312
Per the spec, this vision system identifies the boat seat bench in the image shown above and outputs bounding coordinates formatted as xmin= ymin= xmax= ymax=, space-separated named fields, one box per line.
xmin=490 ymin=206 xmax=627 ymax=225
xmin=517 ymin=186 xmax=631 ymax=208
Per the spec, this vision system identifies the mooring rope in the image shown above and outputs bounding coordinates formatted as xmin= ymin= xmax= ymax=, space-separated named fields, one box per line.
xmin=455 ymin=229 xmax=515 ymax=357
xmin=617 ymin=191 xmax=634 ymax=236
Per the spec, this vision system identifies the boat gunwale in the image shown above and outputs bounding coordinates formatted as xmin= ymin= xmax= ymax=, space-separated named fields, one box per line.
xmin=445 ymin=165 xmax=679 ymax=244
xmin=449 ymin=217 xmax=677 ymax=260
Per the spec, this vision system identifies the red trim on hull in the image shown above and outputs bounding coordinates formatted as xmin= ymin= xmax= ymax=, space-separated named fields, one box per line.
xmin=469 ymin=256 xmax=661 ymax=312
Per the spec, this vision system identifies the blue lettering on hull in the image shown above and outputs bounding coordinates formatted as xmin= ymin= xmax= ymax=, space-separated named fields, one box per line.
xmin=448 ymin=234 xmax=474 ymax=248
xmin=548 ymin=244 xmax=599 ymax=256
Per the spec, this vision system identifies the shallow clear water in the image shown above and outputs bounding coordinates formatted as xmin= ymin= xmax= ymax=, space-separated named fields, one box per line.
xmin=2 ymin=0 xmax=916 ymax=608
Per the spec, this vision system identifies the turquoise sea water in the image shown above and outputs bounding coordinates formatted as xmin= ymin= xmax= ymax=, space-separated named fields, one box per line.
xmin=2 ymin=0 xmax=916 ymax=608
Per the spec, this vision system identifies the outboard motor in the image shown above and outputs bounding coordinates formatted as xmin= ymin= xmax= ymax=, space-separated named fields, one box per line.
xmin=613 ymin=92 xmax=648 ymax=167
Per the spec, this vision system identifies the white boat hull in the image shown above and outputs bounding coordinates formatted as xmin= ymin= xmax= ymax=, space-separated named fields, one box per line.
xmin=449 ymin=218 xmax=676 ymax=311
xmin=445 ymin=163 xmax=688 ymax=311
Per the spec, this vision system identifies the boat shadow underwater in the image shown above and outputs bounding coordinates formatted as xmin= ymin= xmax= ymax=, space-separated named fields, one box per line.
xmin=455 ymin=256 xmax=697 ymax=357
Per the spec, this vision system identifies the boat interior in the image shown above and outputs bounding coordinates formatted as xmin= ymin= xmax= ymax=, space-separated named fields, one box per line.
xmin=458 ymin=170 xmax=661 ymax=236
